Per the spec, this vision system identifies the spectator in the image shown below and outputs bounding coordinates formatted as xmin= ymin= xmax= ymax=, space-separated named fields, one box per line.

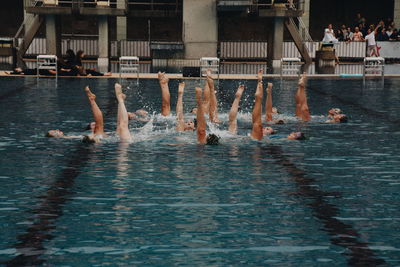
xmin=346 ymin=27 xmax=354 ymax=41
xmin=336 ymin=29 xmax=344 ymax=41
xmin=377 ymin=28 xmax=389 ymax=41
xmin=389 ymin=29 xmax=399 ymax=40
xmin=386 ymin=26 xmax=393 ymax=37
xmin=341 ymin=25 xmax=349 ymax=40
xmin=322 ymin=24 xmax=339 ymax=43
xmin=365 ymin=26 xmax=378 ymax=56
xmin=353 ymin=27 xmax=364 ymax=41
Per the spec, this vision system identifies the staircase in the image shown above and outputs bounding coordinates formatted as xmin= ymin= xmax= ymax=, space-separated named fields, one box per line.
xmin=13 ymin=14 xmax=44 ymax=67
xmin=284 ymin=2 xmax=312 ymax=64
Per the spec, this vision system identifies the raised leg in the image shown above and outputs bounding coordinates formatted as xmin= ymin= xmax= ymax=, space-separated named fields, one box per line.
xmin=207 ymin=69 xmax=220 ymax=123
xmin=228 ymin=85 xmax=245 ymax=134
xmin=84 ymin=86 xmax=104 ymax=136
xmin=202 ymin=82 xmax=211 ymax=115
xmin=251 ymin=70 xmax=264 ymax=140
xmin=158 ymin=72 xmax=171 ymax=116
xmin=296 ymin=72 xmax=310 ymax=122
xmin=115 ymin=83 xmax=132 ymax=142
xmin=176 ymin=82 xmax=185 ymax=132
xmin=195 ymin=87 xmax=207 ymax=145
xmin=265 ymin=82 xmax=273 ymax=122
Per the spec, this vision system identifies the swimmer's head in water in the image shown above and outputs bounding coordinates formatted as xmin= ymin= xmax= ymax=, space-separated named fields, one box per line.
xmin=127 ymin=112 xmax=137 ymax=120
xmin=82 ymin=135 xmax=96 ymax=144
xmin=288 ymin=131 xmax=306 ymax=140
xmin=275 ymin=119 xmax=285 ymax=125
xmin=46 ymin=129 xmax=64 ymax=138
xmin=334 ymin=114 xmax=348 ymax=123
xmin=135 ymin=109 xmax=148 ymax=117
xmin=206 ymin=134 xmax=220 ymax=145
xmin=329 ymin=108 xmax=342 ymax=116
xmin=85 ymin=122 xmax=96 ymax=131
xmin=272 ymin=107 xmax=278 ymax=114
xmin=191 ymin=108 xmax=198 ymax=115
xmin=184 ymin=120 xmax=195 ymax=131
xmin=263 ymin=127 xmax=276 ymax=135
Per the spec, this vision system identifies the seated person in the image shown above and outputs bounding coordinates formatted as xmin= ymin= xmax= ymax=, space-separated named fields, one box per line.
xmin=75 ymin=50 xmax=112 ymax=77
xmin=7 ymin=67 xmax=55 ymax=76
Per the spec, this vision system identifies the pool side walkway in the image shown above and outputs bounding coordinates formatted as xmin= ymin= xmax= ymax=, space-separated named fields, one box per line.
xmin=1 ymin=72 xmax=399 ymax=79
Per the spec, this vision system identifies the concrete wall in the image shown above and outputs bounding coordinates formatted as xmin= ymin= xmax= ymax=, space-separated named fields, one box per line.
xmin=182 ymin=0 xmax=218 ymax=59
xmin=395 ymin=0 xmax=400 ymax=29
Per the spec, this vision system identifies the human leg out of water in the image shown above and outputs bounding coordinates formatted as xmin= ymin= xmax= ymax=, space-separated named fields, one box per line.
xmin=85 ymin=86 xmax=105 ymax=138
xmin=158 ymin=72 xmax=171 ymax=116
xmin=265 ymin=82 xmax=273 ymax=122
xmin=195 ymin=87 xmax=207 ymax=144
xmin=206 ymin=69 xmax=220 ymax=123
xmin=251 ymin=70 xmax=264 ymax=141
xmin=115 ymin=83 xmax=132 ymax=142
xmin=203 ymin=81 xmax=211 ymax=115
xmin=295 ymin=72 xmax=311 ymax=122
xmin=228 ymin=85 xmax=245 ymax=134
xmin=176 ymin=82 xmax=186 ymax=131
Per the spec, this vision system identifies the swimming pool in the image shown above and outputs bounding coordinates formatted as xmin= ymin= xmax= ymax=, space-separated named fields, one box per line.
xmin=0 ymin=76 xmax=399 ymax=266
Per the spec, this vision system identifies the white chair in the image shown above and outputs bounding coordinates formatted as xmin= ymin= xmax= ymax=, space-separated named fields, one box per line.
xmin=119 ymin=56 xmax=139 ymax=82
xmin=37 ymin=55 xmax=58 ymax=80
xmin=280 ymin=57 xmax=301 ymax=78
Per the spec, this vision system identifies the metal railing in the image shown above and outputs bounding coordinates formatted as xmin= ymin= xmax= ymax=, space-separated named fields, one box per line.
xmin=30 ymin=0 xmax=121 ymax=8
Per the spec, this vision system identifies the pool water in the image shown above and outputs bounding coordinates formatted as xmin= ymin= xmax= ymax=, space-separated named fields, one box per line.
xmin=0 ymin=76 xmax=399 ymax=266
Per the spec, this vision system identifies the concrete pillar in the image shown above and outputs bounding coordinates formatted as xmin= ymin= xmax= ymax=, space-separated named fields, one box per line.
xmin=267 ymin=17 xmax=284 ymax=73
xmin=302 ymin=0 xmax=310 ymax=33
xmin=46 ymin=15 xmax=61 ymax=56
xmin=116 ymin=0 xmax=127 ymax=40
xmin=98 ymin=16 xmax=109 ymax=73
xmin=23 ymin=0 xmax=35 ymax=36
xmin=182 ymin=0 xmax=218 ymax=59
xmin=395 ymin=0 xmax=400 ymax=30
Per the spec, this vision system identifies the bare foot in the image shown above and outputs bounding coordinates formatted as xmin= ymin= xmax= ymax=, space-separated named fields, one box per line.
xmin=236 ymin=85 xmax=245 ymax=98
xmin=158 ymin=72 xmax=169 ymax=84
xmin=267 ymin=82 xmax=273 ymax=94
xmin=298 ymin=72 xmax=307 ymax=87
xmin=206 ymin=69 xmax=213 ymax=79
xmin=178 ymin=82 xmax=185 ymax=94
xmin=115 ymin=83 xmax=123 ymax=100
xmin=85 ymin=86 xmax=96 ymax=100
xmin=257 ymin=69 xmax=263 ymax=82
xmin=104 ymin=72 xmax=112 ymax=76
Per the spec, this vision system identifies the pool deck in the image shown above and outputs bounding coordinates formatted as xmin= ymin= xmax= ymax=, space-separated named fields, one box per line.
xmin=1 ymin=71 xmax=399 ymax=79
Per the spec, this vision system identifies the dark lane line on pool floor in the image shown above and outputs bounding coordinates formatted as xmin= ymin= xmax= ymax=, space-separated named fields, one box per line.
xmin=309 ymin=85 xmax=400 ymax=125
xmin=264 ymin=145 xmax=386 ymax=266
xmin=0 ymin=82 xmax=37 ymax=101
xmin=3 ymin=86 xmax=117 ymax=267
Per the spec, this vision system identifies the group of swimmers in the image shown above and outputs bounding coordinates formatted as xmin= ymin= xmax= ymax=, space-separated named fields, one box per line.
xmin=8 ymin=49 xmax=112 ymax=77
xmin=46 ymin=68 xmax=348 ymax=145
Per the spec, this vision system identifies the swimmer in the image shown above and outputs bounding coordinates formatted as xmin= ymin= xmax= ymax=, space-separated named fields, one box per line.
xmin=176 ymin=82 xmax=195 ymax=132
xmin=46 ymin=86 xmax=105 ymax=141
xmin=206 ymin=69 xmax=220 ymax=123
xmin=228 ymin=85 xmax=245 ymax=134
xmin=326 ymin=113 xmax=348 ymax=123
xmin=128 ymin=109 xmax=149 ymax=122
xmin=251 ymin=69 xmax=264 ymax=141
xmin=265 ymin=82 xmax=273 ymax=122
xmin=158 ymin=72 xmax=171 ymax=116
xmin=195 ymin=87 xmax=220 ymax=145
xmin=115 ymin=83 xmax=132 ymax=142
xmin=287 ymin=131 xmax=307 ymax=140
xmin=263 ymin=127 xmax=276 ymax=135
xmin=328 ymin=108 xmax=342 ymax=118
xmin=295 ymin=72 xmax=311 ymax=122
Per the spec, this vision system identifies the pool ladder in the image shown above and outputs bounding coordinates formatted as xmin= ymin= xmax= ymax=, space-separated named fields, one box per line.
xmin=280 ymin=57 xmax=301 ymax=78
xmin=36 ymin=55 xmax=58 ymax=81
